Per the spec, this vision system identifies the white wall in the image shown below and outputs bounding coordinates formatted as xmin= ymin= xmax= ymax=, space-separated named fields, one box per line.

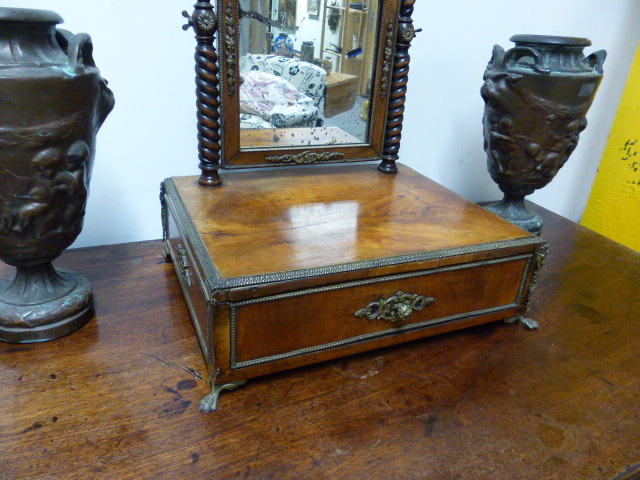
xmin=4 ymin=0 xmax=640 ymax=248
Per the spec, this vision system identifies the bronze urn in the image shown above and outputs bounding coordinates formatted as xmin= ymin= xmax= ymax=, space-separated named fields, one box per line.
xmin=0 ymin=8 xmax=114 ymax=343
xmin=481 ymin=35 xmax=606 ymax=234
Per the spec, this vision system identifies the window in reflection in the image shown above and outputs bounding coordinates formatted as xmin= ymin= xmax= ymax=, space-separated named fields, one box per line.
xmin=238 ymin=0 xmax=379 ymax=148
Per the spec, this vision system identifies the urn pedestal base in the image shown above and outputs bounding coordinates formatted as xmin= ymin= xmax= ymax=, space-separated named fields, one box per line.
xmin=481 ymin=196 xmax=543 ymax=236
xmin=0 ymin=265 xmax=94 ymax=343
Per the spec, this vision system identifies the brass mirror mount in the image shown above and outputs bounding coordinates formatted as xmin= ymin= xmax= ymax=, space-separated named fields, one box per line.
xmin=183 ymin=1 xmax=223 ymax=186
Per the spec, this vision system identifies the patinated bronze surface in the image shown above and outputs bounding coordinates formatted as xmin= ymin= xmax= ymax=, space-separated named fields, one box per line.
xmin=481 ymin=34 xmax=605 ymax=234
xmin=0 ymin=8 xmax=114 ymax=343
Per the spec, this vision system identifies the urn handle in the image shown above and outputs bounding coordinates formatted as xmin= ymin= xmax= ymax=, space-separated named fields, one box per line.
xmin=55 ymin=29 xmax=96 ymax=73
xmin=586 ymin=50 xmax=607 ymax=74
xmin=502 ymin=46 xmax=551 ymax=75
xmin=56 ymin=29 xmax=115 ymax=126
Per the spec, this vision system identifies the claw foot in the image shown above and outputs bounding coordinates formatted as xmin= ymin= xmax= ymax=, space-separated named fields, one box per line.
xmin=199 ymin=380 xmax=246 ymax=412
xmin=504 ymin=315 xmax=539 ymax=330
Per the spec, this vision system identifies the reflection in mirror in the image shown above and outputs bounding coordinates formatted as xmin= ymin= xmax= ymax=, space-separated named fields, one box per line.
xmin=238 ymin=0 xmax=379 ymax=149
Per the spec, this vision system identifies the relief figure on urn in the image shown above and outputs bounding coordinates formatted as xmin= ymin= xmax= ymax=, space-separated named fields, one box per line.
xmin=3 ymin=140 xmax=91 ymax=241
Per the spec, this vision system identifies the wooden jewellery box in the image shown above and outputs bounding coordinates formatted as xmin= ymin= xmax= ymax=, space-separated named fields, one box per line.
xmin=165 ymin=0 xmax=548 ymax=410
xmin=161 ymin=164 xmax=547 ymax=411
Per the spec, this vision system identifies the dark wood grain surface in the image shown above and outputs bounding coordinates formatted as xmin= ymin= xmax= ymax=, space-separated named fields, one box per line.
xmin=1 ymin=205 xmax=638 ymax=480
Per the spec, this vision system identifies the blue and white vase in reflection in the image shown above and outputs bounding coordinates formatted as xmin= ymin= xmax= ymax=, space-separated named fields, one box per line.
xmin=273 ymin=33 xmax=294 ymax=57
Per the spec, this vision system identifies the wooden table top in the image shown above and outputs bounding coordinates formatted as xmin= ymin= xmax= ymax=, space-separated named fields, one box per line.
xmin=1 ymin=204 xmax=638 ymax=479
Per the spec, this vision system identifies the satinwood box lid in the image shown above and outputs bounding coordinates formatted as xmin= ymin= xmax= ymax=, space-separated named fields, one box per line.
xmin=164 ymin=163 xmax=542 ymax=300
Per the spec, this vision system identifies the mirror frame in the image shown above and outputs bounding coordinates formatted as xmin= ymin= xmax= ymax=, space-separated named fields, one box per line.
xmin=183 ymin=0 xmax=417 ymax=186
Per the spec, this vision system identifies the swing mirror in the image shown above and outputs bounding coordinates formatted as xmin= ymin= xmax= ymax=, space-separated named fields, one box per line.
xmin=184 ymin=0 xmax=417 ymax=179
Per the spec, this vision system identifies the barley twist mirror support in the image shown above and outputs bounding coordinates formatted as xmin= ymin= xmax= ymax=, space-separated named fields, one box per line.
xmin=183 ymin=0 xmax=418 ymax=184
xmin=182 ymin=2 xmax=222 ymax=186
xmin=379 ymin=0 xmax=419 ymax=174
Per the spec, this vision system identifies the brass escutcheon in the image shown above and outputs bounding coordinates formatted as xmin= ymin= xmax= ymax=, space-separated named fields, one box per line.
xmin=355 ymin=290 xmax=435 ymax=322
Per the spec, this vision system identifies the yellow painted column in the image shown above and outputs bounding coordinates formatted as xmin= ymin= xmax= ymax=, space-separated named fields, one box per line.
xmin=581 ymin=43 xmax=640 ymax=251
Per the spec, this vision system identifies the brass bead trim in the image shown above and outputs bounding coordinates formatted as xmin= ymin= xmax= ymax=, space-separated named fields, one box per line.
xmin=224 ymin=4 xmax=236 ymax=96
xmin=266 ymin=151 xmax=346 ymax=164
xmin=380 ymin=21 xmax=395 ymax=99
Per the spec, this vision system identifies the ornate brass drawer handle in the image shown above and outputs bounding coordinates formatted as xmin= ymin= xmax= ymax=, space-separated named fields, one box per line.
xmin=355 ymin=290 xmax=435 ymax=322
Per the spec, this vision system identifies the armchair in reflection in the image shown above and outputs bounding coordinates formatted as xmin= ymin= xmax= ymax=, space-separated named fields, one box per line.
xmin=239 ymin=54 xmax=327 ymax=129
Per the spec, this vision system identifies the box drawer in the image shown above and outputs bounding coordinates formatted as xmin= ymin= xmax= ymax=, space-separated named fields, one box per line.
xmin=164 ymin=194 xmax=214 ymax=366
xmin=230 ymin=254 xmax=532 ymax=370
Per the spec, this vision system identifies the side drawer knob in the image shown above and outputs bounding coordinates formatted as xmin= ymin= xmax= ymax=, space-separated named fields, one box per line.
xmin=355 ymin=290 xmax=435 ymax=322
xmin=175 ymin=244 xmax=193 ymax=287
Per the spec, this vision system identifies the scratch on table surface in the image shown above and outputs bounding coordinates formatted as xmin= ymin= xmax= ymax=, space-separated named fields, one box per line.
xmin=597 ymin=376 xmax=616 ymax=387
xmin=303 ymin=413 xmax=348 ymax=462
xmin=144 ymin=353 xmax=203 ymax=379
xmin=243 ymin=385 xmax=296 ymax=480
xmin=244 ymin=434 xmax=265 ymax=480
xmin=289 ymin=386 xmax=344 ymax=407
xmin=249 ymin=384 xmax=295 ymax=424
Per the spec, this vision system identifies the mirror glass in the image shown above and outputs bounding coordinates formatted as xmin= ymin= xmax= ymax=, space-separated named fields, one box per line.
xmin=237 ymin=0 xmax=379 ymax=150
